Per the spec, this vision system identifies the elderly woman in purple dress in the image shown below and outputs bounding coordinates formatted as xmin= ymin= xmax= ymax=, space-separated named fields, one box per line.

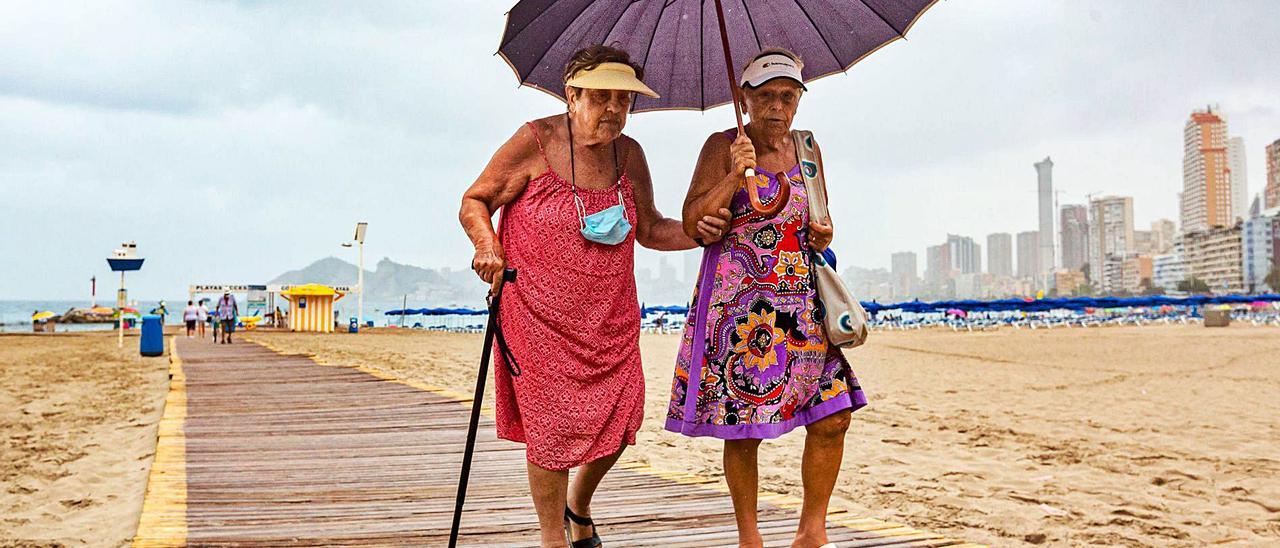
xmin=666 ymin=48 xmax=868 ymax=548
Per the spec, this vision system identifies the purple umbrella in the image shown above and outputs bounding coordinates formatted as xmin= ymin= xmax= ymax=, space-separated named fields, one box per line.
xmin=498 ymin=0 xmax=941 ymax=114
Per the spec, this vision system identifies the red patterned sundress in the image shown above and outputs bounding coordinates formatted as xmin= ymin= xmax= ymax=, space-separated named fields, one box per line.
xmin=492 ymin=122 xmax=645 ymax=471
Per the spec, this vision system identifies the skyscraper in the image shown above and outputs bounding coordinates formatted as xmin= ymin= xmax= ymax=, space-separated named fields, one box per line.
xmin=891 ymin=251 xmax=918 ymax=297
xmin=1181 ymin=107 xmax=1233 ymax=232
xmin=986 ymin=233 xmax=1013 ymax=277
xmin=1016 ymin=231 xmax=1039 ymax=279
xmin=925 ymin=244 xmax=951 ymax=287
xmin=1266 ymin=138 xmax=1280 ymax=210
xmin=1150 ymin=219 xmax=1176 ymax=255
xmin=1059 ymin=205 xmax=1088 ymax=271
xmin=683 ymin=250 xmax=701 ymax=286
xmin=1228 ymin=136 xmax=1248 ymax=223
xmin=1088 ymin=196 xmax=1135 ymax=285
xmin=1242 ymin=206 xmax=1278 ymax=293
xmin=946 ymin=234 xmax=981 ymax=274
xmin=1035 ymin=157 xmax=1056 ymax=279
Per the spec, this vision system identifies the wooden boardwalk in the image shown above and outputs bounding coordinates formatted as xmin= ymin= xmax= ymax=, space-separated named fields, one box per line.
xmin=134 ymin=337 xmax=975 ymax=547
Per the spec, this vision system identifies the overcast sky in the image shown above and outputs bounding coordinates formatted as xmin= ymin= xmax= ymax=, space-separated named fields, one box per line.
xmin=3 ymin=1 xmax=1278 ymax=300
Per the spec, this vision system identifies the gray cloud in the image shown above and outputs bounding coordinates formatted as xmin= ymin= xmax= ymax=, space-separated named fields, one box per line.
xmin=2 ymin=0 xmax=1278 ymax=299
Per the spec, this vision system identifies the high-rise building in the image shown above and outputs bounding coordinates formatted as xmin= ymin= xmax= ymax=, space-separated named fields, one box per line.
xmin=1035 ymin=157 xmax=1056 ymax=280
xmin=683 ymin=250 xmax=701 ymax=286
xmin=1228 ymin=136 xmax=1248 ymax=223
xmin=1266 ymin=139 xmax=1280 ymax=210
xmin=947 ymin=234 xmax=981 ymax=274
xmin=1088 ymin=196 xmax=1135 ymax=285
xmin=890 ymin=251 xmax=918 ymax=297
xmin=658 ymin=256 xmax=677 ymax=283
xmin=925 ymin=244 xmax=951 ymax=286
xmin=1181 ymin=107 xmax=1233 ymax=232
xmin=842 ymin=266 xmax=894 ymax=302
xmin=1150 ymin=219 xmax=1176 ymax=255
xmin=986 ymin=233 xmax=1013 ymax=277
xmin=1059 ymin=205 xmax=1088 ymax=271
xmin=1134 ymin=230 xmax=1156 ymax=255
xmin=1016 ymin=231 xmax=1039 ymax=279
xmin=1184 ymin=225 xmax=1244 ymax=294
xmin=1153 ymin=248 xmax=1188 ymax=292
xmin=1242 ymin=203 xmax=1279 ymax=293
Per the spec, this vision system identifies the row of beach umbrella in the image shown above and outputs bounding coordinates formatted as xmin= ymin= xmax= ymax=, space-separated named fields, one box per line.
xmin=387 ymin=294 xmax=1280 ymax=320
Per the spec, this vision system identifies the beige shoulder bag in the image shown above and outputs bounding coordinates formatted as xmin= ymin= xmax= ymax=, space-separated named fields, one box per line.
xmin=793 ymin=130 xmax=868 ymax=349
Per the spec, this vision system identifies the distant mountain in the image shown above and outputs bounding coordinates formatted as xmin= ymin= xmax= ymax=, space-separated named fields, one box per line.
xmin=270 ymin=256 xmax=702 ymax=307
xmin=269 ymin=257 xmax=486 ymax=305
xmin=270 ymin=257 xmax=361 ymax=287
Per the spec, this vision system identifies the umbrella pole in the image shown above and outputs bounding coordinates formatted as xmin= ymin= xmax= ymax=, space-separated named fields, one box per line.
xmin=712 ymin=0 xmax=755 ymax=179
xmin=448 ymin=268 xmax=516 ymax=548
xmin=712 ymin=0 xmax=745 ymax=135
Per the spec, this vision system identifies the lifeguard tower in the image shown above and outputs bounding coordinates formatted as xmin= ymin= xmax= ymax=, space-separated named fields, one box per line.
xmin=280 ymin=284 xmax=345 ymax=333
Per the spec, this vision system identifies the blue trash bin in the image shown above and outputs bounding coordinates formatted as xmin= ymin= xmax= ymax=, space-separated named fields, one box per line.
xmin=348 ymin=317 xmax=358 ymax=334
xmin=140 ymin=314 xmax=164 ymax=357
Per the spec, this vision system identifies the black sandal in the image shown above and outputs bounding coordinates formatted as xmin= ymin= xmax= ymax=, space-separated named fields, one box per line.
xmin=564 ymin=506 xmax=602 ymax=548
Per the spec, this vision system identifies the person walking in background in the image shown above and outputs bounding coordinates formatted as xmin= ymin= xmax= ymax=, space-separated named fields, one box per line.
xmin=211 ymin=306 xmax=220 ymax=341
xmin=197 ymin=299 xmax=209 ymax=339
xmin=182 ymin=300 xmax=199 ymax=338
xmin=151 ymin=300 xmax=169 ymax=327
xmin=668 ymin=48 xmax=866 ymax=548
xmin=216 ymin=291 xmax=238 ymax=344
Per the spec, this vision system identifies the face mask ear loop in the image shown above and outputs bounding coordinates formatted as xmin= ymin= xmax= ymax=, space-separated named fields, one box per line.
xmin=574 ymin=194 xmax=588 ymax=230
xmin=613 ymin=188 xmax=627 ymax=222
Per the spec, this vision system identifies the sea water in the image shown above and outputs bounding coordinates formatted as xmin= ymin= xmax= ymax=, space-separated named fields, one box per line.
xmin=0 ymin=299 xmax=186 ymax=333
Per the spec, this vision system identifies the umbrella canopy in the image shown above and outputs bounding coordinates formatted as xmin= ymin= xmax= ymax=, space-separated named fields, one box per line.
xmin=31 ymin=311 xmax=56 ymax=321
xmin=499 ymin=0 xmax=941 ymax=112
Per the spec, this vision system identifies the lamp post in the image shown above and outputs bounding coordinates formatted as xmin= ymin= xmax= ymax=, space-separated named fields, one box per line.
xmin=107 ymin=242 xmax=144 ymax=348
xmin=342 ymin=222 xmax=368 ymax=331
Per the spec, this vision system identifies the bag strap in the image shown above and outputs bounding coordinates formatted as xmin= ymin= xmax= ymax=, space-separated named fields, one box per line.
xmin=792 ymin=130 xmax=830 ymax=222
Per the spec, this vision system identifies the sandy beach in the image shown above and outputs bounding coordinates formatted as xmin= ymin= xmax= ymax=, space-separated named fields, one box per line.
xmin=1 ymin=333 xmax=169 ymax=546
xmin=252 ymin=324 xmax=1280 ymax=546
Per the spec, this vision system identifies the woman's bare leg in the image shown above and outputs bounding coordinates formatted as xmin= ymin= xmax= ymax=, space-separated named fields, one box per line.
xmin=566 ymin=446 xmax=625 ymax=541
xmin=527 ymin=461 xmax=570 ymax=547
xmin=793 ymin=410 xmax=852 ymax=548
xmin=724 ymin=438 xmax=764 ymax=548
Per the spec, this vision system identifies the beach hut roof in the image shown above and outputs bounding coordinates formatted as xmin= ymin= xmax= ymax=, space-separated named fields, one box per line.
xmin=281 ymin=284 xmax=345 ymax=298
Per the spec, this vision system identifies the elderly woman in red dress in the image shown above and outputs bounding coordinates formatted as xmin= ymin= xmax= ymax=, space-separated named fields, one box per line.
xmin=459 ymin=45 xmax=730 ymax=548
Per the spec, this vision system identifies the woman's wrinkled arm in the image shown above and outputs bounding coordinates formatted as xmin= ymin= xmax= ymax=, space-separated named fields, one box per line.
xmin=682 ymin=134 xmax=744 ymax=240
xmin=630 ymin=140 xmax=729 ymax=250
xmin=459 ymin=125 xmax=537 ymax=284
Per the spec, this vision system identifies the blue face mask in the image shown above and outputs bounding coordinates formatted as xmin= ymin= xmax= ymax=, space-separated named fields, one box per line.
xmin=575 ymin=191 xmax=632 ymax=245
xmin=564 ymin=112 xmax=631 ymax=246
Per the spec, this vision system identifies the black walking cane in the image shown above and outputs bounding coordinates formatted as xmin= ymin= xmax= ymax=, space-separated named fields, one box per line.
xmin=449 ymin=267 xmax=517 ymax=547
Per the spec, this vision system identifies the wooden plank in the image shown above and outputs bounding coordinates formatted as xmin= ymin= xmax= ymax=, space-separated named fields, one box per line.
xmin=128 ymin=338 xmax=976 ymax=547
